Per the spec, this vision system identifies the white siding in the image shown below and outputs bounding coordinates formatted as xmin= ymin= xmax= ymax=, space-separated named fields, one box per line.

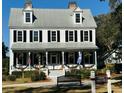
xmin=77 ymin=30 xmax=80 ymax=42
xmin=27 ymin=29 xmax=30 ymax=42
xmin=9 ymin=29 xmax=13 ymax=74
xmin=43 ymin=29 xmax=48 ymax=43
xmin=60 ymin=29 xmax=65 ymax=42
xmin=92 ymin=29 xmax=96 ymax=44
xmin=10 ymin=28 xmax=96 ymax=43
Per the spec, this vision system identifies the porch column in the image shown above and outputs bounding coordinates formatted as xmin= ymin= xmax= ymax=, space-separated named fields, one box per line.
xmin=94 ymin=51 xmax=97 ymax=69
xmin=28 ymin=52 xmax=31 ymax=70
xmin=46 ymin=52 xmax=48 ymax=65
xmin=62 ymin=51 xmax=64 ymax=65
xmin=38 ymin=54 xmax=41 ymax=74
xmin=16 ymin=53 xmax=18 ymax=67
xmin=38 ymin=54 xmax=41 ymax=66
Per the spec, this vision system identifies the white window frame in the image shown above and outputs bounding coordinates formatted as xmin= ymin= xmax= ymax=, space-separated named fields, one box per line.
xmin=51 ymin=31 xmax=57 ymax=42
xmin=83 ymin=31 xmax=89 ymax=42
xmin=68 ymin=31 xmax=75 ymax=42
xmin=33 ymin=31 xmax=39 ymax=42
xmin=17 ymin=30 xmax=23 ymax=42
xmin=74 ymin=13 xmax=82 ymax=24
xmin=24 ymin=12 xmax=32 ymax=24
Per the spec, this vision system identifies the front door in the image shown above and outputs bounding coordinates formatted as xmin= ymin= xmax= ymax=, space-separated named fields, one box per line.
xmin=51 ymin=55 xmax=57 ymax=64
xmin=68 ymin=53 xmax=75 ymax=64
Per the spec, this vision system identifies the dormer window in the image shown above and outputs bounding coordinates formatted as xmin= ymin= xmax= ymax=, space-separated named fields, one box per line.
xmin=75 ymin=13 xmax=80 ymax=23
xmin=75 ymin=13 xmax=82 ymax=24
xmin=24 ymin=12 xmax=32 ymax=23
xmin=23 ymin=0 xmax=33 ymax=24
xmin=26 ymin=13 xmax=31 ymax=22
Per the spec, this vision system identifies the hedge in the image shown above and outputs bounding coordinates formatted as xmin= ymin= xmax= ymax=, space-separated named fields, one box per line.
xmin=12 ymin=71 xmax=39 ymax=78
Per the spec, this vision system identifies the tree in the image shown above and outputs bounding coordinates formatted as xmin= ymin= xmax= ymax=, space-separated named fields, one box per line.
xmin=2 ymin=42 xmax=9 ymax=75
xmin=95 ymin=2 xmax=122 ymax=65
xmin=2 ymin=42 xmax=9 ymax=58
xmin=95 ymin=14 xmax=119 ymax=51
xmin=109 ymin=0 xmax=121 ymax=11
xmin=100 ymin=0 xmax=121 ymax=11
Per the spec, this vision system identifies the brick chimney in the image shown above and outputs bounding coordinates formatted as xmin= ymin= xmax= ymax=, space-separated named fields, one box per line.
xmin=68 ymin=2 xmax=77 ymax=10
xmin=24 ymin=0 xmax=32 ymax=9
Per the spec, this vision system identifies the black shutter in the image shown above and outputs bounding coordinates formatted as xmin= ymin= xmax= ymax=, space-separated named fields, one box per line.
xmin=30 ymin=53 xmax=33 ymax=66
xmin=14 ymin=53 xmax=16 ymax=66
xmin=23 ymin=30 xmax=26 ymax=42
xmin=39 ymin=30 xmax=42 ymax=42
xmin=13 ymin=30 xmax=16 ymax=42
xmin=65 ymin=52 xmax=68 ymax=64
xmin=30 ymin=30 xmax=33 ymax=42
xmin=75 ymin=30 xmax=77 ymax=42
xmin=48 ymin=30 xmax=50 ymax=42
xmin=75 ymin=52 xmax=78 ymax=64
xmin=48 ymin=53 xmax=50 ymax=64
xmin=90 ymin=30 xmax=92 ymax=42
xmin=40 ymin=53 xmax=42 ymax=64
xmin=23 ymin=53 xmax=27 ymax=65
xmin=81 ymin=52 xmax=84 ymax=66
xmin=65 ymin=30 xmax=68 ymax=42
xmin=81 ymin=30 xmax=83 ymax=42
xmin=57 ymin=30 xmax=60 ymax=42
xmin=90 ymin=52 xmax=93 ymax=64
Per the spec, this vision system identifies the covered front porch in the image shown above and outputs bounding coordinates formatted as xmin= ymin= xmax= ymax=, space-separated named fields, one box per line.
xmin=10 ymin=42 xmax=98 ymax=73
xmin=12 ymin=50 xmax=97 ymax=70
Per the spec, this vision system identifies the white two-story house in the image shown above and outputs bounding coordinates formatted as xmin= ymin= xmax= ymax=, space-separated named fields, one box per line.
xmin=9 ymin=1 xmax=98 ymax=75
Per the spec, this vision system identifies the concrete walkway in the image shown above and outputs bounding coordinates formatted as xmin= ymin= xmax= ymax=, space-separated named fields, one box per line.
xmin=2 ymin=78 xmax=121 ymax=88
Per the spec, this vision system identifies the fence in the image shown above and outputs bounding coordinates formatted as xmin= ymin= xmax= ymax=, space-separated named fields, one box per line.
xmin=91 ymin=70 xmax=112 ymax=93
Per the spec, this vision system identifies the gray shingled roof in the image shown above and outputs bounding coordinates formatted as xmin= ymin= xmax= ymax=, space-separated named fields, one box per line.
xmin=9 ymin=8 xmax=97 ymax=29
xmin=11 ymin=42 xmax=98 ymax=51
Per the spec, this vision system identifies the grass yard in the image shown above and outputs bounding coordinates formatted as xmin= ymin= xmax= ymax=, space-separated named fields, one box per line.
xmin=2 ymin=82 xmax=121 ymax=93
xmin=3 ymin=77 xmax=51 ymax=85
xmin=2 ymin=86 xmax=91 ymax=93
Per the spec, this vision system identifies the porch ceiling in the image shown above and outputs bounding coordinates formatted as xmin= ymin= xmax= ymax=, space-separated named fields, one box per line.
xmin=11 ymin=42 xmax=98 ymax=51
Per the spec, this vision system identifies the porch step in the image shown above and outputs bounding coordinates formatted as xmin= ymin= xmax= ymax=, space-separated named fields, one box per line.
xmin=48 ymin=70 xmax=65 ymax=77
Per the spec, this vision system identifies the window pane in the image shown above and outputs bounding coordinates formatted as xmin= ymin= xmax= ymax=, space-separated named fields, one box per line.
xmin=18 ymin=31 xmax=22 ymax=41
xmin=76 ymin=14 xmax=80 ymax=23
xmin=69 ymin=31 xmax=73 ymax=41
xmin=26 ymin=13 xmax=30 ymax=17
xmin=25 ymin=13 xmax=31 ymax=22
xmin=34 ymin=31 xmax=38 ymax=41
xmin=52 ymin=31 xmax=56 ymax=41
xmin=84 ymin=31 xmax=88 ymax=41
xmin=85 ymin=56 xmax=90 ymax=64
xmin=26 ymin=18 xmax=30 ymax=22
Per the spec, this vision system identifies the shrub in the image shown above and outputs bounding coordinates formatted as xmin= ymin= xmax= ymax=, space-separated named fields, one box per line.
xmin=80 ymin=69 xmax=91 ymax=79
xmin=39 ymin=71 xmax=46 ymax=80
xmin=105 ymin=63 xmax=122 ymax=73
xmin=31 ymin=71 xmax=39 ymax=81
xmin=2 ymin=58 xmax=9 ymax=75
xmin=2 ymin=75 xmax=7 ymax=81
xmin=12 ymin=71 xmax=36 ymax=78
xmin=31 ymin=71 xmax=46 ymax=81
xmin=12 ymin=71 xmax=22 ymax=78
xmin=65 ymin=69 xmax=91 ymax=79
xmin=105 ymin=64 xmax=115 ymax=72
xmin=115 ymin=63 xmax=122 ymax=74
xmin=8 ymin=75 xmax=16 ymax=81
xmin=96 ymin=69 xmax=106 ymax=76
